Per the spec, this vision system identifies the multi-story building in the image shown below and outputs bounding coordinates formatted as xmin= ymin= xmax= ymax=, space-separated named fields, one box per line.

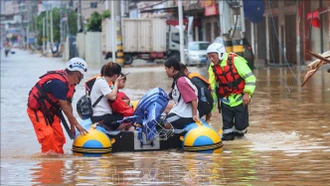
xmin=1 ymin=0 xmax=39 ymax=47
xmin=76 ymin=0 xmax=108 ymax=21
xmin=128 ymin=0 xmax=329 ymax=65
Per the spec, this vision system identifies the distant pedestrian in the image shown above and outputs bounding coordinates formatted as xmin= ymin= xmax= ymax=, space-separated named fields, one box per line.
xmin=207 ymin=43 xmax=256 ymax=140
xmin=3 ymin=40 xmax=11 ymax=57
xmin=27 ymin=57 xmax=89 ymax=154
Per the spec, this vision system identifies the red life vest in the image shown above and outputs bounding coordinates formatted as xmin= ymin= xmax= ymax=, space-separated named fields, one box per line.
xmin=27 ymin=70 xmax=75 ymax=123
xmin=211 ymin=53 xmax=245 ymax=98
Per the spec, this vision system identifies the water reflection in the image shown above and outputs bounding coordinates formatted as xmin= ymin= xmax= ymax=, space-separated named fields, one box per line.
xmin=30 ymin=159 xmax=66 ymax=185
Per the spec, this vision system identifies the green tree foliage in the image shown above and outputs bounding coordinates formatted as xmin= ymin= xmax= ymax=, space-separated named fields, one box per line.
xmin=101 ymin=10 xmax=110 ymax=19
xmin=36 ymin=7 xmax=77 ymax=46
xmin=86 ymin=11 xmax=102 ymax=32
xmin=68 ymin=10 xmax=78 ymax=35
xmin=51 ymin=8 xmax=60 ymax=43
xmin=86 ymin=10 xmax=111 ymax=32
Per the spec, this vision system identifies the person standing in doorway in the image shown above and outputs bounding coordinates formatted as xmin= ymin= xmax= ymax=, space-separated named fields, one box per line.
xmin=207 ymin=43 xmax=256 ymax=140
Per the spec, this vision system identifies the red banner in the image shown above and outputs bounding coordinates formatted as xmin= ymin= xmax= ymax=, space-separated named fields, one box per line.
xmin=205 ymin=4 xmax=219 ymax=16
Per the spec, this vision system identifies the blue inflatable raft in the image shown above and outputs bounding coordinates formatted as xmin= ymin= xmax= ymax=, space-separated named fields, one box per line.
xmin=72 ymin=88 xmax=223 ymax=155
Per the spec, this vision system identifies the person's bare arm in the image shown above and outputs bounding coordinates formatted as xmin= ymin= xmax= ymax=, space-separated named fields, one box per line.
xmin=105 ymin=75 xmax=124 ymax=101
xmin=191 ymin=100 xmax=199 ymax=122
xmin=58 ymin=100 xmax=88 ymax=135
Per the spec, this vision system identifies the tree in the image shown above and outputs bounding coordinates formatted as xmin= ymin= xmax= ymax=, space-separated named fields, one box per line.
xmin=86 ymin=11 xmax=102 ymax=32
xmin=101 ymin=10 xmax=110 ymax=19
xmin=36 ymin=7 xmax=77 ymax=46
xmin=86 ymin=10 xmax=111 ymax=32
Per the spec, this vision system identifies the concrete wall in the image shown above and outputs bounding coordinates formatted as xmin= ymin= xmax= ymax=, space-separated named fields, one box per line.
xmin=76 ymin=33 xmax=85 ymax=59
xmin=85 ymin=32 xmax=102 ymax=65
xmin=62 ymin=37 xmax=70 ymax=62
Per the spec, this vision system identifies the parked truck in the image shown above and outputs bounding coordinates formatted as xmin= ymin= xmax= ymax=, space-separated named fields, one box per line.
xmin=102 ymin=18 xmax=183 ymax=65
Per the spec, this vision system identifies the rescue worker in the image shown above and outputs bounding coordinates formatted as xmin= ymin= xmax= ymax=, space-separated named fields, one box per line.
xmin=27 ymin=57 xmax=89 ymax=154
xmin=206 ymin=43 xmax=256 ymax=140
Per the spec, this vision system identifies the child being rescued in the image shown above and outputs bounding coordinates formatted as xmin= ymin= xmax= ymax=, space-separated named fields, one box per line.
xmin=109 ymin=72 xmax=134 ymax=117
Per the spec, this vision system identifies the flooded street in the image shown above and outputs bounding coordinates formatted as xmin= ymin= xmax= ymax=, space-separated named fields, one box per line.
xmin=1 ymin=49 xmax=330 ymax=185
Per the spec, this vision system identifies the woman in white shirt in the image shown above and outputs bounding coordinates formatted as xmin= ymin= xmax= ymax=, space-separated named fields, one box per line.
xmin=90 ymin=62 xmax=133 ymax=131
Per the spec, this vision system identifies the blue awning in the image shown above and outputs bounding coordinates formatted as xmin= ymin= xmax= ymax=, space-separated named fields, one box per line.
xmin=243 ymin=0 xmax=265 ymax=23
xmin=7 ymin=29 xmax=18 ymax=34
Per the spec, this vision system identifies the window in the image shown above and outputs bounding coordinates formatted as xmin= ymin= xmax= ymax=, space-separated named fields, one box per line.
xmin=171 ymin=33 xmax=180 ymax=44
xmin=284 ymin=0 xmax=296 ymax=6
xmin=91 ymin=2 xmax=97 ymax=8
xmin=189 ymin=42 xmax=210 ymax=50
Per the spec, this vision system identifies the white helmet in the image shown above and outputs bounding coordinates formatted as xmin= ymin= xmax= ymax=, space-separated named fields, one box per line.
xmin=66 ymin=57 xmax=88 ymax=74
xmin=207 ymin=43 xmax=226 ymax=60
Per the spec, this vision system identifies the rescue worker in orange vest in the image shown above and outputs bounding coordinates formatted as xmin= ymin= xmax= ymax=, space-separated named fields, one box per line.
xmin=207 ymin=43 xmax=256 ymax=141
xmin=27 ymin=57 xmax=89 ymax=154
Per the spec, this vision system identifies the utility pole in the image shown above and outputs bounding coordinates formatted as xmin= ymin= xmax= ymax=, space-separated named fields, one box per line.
xmin=34 ymin=2 xmax=38 ymax=46
xmin=115 ymin=0 xmax=124 ymax=65
xmin=50 ymin=4 xmax=54 ymax=44
xmin=43 ymin=17 xmax=46 ymax=54
xmin=46 ymin=1 xmax=49 ymax=52
xmin=111 ymin=0 xmax=116 ymax=63
xmin=26 ymin=2 xmax=30 ymax=49
xmin=178 ymin=0 xmax=185 ymax=64
xmin=77 ymin=0 xmax=83 ymax=32
xmin=60 ymin=1 xmax=63 ymax=43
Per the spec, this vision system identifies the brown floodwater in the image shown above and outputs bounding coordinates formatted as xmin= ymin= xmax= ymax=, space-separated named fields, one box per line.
xmin=1 ymin=49 xmax=330 ymax=185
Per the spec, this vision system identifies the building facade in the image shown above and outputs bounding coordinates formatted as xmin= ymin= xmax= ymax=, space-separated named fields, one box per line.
xmin=128 ymin=0 xmax=329 ymax=65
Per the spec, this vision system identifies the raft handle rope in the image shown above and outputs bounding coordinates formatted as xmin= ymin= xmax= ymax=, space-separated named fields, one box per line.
xmin=142 ymin=115 xmax=174 ymax=141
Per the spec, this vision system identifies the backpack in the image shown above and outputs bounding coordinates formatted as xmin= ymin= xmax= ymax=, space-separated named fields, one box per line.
xmin=175 ymin=73 xmax=213 ymax=117
xmin=76 ymin=94 xmax=103 ymax=120
xmin=188 ymin=74 xmax=214 ymax=117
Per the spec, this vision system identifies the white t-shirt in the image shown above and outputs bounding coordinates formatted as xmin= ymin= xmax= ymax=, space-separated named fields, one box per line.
xmin=169 ymin=77 xmax=199 ymax=118
xmin=90 ymin=77 xmax=113 ymax=116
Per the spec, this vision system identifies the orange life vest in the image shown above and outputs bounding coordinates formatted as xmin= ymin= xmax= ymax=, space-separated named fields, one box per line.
xmin=188 ymin=72 xmax=211 ymax=89
xmin=211 ymin=53 xmax=245 ymax=98
xmin=27 ymin=70 xmax=75 ymax=124
xmin=85 ymin=74 xmax=113 ymax=94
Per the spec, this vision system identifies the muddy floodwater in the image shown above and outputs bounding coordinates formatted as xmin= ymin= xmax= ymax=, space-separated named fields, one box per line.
xmin=1 ymin=49 xmax=330 ymax=185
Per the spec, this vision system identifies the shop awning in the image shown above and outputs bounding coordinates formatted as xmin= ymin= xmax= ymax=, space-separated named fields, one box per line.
xmin=140 ymin=6 xmax=178 ymax=13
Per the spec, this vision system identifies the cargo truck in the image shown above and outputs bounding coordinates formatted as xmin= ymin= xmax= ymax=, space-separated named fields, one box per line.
xmin=102 ymin=18 xmax=183 ymax=65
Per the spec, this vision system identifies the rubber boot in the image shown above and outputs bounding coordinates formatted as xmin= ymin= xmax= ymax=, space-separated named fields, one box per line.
xmin=222 ymin=132 xmax=235 ymax=141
